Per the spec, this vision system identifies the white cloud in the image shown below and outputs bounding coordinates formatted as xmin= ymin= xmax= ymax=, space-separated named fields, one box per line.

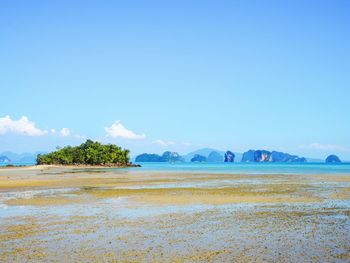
xmin=153 ymin=139 xmax=175 ymax=147
xmin=50 ymin=129 xmax=56 ymax=134
xmin=300 ymin=143 xmax=350 ymax=152
xmin=105 ymin=121 xmax=145 ymax=140
xmin=60 ymin=128 xmax=71 ymax=137
xmin=0 ymin=115 xmax=48 ymax=136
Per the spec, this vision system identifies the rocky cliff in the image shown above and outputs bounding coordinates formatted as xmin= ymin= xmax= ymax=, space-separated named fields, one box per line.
xmin=0 ymin=156 xmax=10 ymax=163
xmin=135 ymin=152 xmax=183 ymax=162
xmin=325 ymin=155 xmax=341 ymax=163
xmin=241 ymin=150 xmax=306 ymax=162
xmin=207 ymin=151 xmax=224 ymax=162
xmin=160 ymin=151 xmax=183 ymax=162
xmin=224 ymin=151 xmax=235 ymax=162
xmin=135 ymin=153 xmax=162 ymax=162
xmin=191 ymin=154 xmax=207 ymax=162
xmin=241 ymin=150 xmax=271 ymax=162
xmin=271 ymin=151 xmax=307 ymax=163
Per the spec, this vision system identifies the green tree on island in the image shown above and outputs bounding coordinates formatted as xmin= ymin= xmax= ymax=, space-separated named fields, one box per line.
xmin=36 ymin=140 xmax=130 ymax=166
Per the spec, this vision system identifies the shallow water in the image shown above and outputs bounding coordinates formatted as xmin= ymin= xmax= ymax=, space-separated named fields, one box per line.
xmin=130 ymin=162 xmax=350 ymax=174
xmin=2 ymin=161 xmax=350 ymax=175
xmin=0 ymin=166 xmax=349 ymax=262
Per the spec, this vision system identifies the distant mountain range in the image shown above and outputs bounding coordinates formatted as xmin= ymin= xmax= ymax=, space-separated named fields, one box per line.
xmin=0 ymin=149 xmax=340 ymax=164
xmin=134 ymin=148 xmax=326 ymax=163
xmin=135 ymin=151 xmax=183 ymax=163
xmin=183 ymin=148 xmax=243 ymax=162
xmin=0 ymin=156 xmax=11 ymax=163
xmin=0 ymin=151 xmax=44 ymax=164
xmin=241 ymin=150 xmax=307 ymax=163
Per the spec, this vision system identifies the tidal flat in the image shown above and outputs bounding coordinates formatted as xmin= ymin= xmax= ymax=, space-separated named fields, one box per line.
xmin=0 ymin=166 xmax=349 ymax=262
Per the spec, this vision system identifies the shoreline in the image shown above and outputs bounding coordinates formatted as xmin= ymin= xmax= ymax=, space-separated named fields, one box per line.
xmin=0 ymin=163 xmax=141 ymax=170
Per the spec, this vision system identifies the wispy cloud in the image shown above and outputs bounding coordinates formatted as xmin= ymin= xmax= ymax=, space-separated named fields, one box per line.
xmin=60 ymin=128 xmax=71 ymax=137
xmin=0 ymin=115 xmax=48 ymax=136
xmin=105 ymin=121 xmax=145 ymax=140
xmin=0 ymin=115 xmax=83 ymax=140
xmin=152 ymin=139 xmax=175 ymax=147
xmin=300 ymin=143 xmax=350 ymax=152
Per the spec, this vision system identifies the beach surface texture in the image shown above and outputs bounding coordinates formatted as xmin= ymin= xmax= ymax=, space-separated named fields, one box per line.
xmin=0 ymin=165 xmax=349 ymax=262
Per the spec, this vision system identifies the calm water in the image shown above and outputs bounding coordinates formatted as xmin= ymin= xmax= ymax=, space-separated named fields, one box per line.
xmin=131 ymin=162 xmax=350 ymax=175
xmin=1 ymin=161 xmax=350 ymax=175
xmin=0 ymin=162 xmax=35 ymax=167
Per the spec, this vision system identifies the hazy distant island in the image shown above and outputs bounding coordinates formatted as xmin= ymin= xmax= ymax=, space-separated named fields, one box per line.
xmin=0 ymin=152 xmax=38 ymax=164
xmin=135 ymin=151 xmax=183 ymax=162
xmin=208 ymin=151 xmax=224 ymax=162
xmin=135 ymin=149 xmax=308 ymax=163
xmin=0 ymin=155 xmax=11 ymax=163
xmin=224 ymin=151 xmax=235 ymax=162
xmin=325 ymin=154 xmax=341 ymax=163
xmin=1 ymin=147 xmax=345 ymax=166
xmin=241 ymin=150 xmax=307 ymax=163
xmin=36 ymin=140 xmax=139 ymax=167
xmin=190 ymin=154 xmax=207 ymax=162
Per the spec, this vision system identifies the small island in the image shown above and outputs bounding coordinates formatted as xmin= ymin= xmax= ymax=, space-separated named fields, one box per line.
xmin=0 ymin=155 xmax=11 ymax=163
xmin=36 ymin=139 xmax=139 ymax=167
xmin=135 ymin=151 xmax=183 ymax=162
xmin=191 ymin=154 xmax=207 ymax=162
xmin=325 ymin=154 xmax=341 ymax=163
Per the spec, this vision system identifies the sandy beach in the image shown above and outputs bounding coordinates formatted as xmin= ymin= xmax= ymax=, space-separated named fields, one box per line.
xmin=0 ymin=166 xmax=349 ymax=262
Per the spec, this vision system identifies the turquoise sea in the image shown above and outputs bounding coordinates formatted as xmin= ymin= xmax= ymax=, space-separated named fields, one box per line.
xmin=0 ymin=162 xmax=35 ymax=167
xmin=131 ymin=162 xmax=350 ymax=175
xmin=1 ymin=161 xmax=350 ymax=175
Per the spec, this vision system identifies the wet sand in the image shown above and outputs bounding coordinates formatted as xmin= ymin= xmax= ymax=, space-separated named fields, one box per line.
xmin=0 ymin=166 xmax=349 ymax=262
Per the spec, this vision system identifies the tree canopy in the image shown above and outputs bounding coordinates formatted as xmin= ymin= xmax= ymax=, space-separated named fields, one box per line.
xmin=36 ymin=140 xmax=130 ymax=166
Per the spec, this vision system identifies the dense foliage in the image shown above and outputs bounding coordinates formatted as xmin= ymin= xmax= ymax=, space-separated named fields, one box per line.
xmin=36 ymin=140 xmax=130 ymax=165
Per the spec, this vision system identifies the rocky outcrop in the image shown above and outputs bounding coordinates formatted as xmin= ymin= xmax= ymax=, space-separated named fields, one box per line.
xmin=191 ymin=154 xmax=207 ymax=162
xmin=184 ymin=148 xmax=224 ymax=162
xmin=135 ymin=153 xmax=162 ymax=162
xmin=325 ymin=155 xmax=341 ymax=163
xmin=0 ymin=151 xmax=42 ymax=164
xmin=0 ymin=156 xmax=10 ymax=163
xmin=224 ymin=151 xmax=235 ymax=162
xmin=271 ymin=151 xmax=307 ymax=163
xmin=241 ymin=150 xmax=306 ymax=162
xmin=135 ymin=152 xmax=183 ymax=162
xmin=160 ymin=151 xmax=183 ymax=162
xmin=254 ymin=150 xmax=272 ymax=162
xmin=241 ymin=150 xmax=271 ymax=162
xmin=207 ymin=151 xmax=224 ymax=162
xmin=241 ymin=150 xmax=255 ymax=162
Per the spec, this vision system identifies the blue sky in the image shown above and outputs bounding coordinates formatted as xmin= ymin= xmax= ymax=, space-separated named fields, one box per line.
xmin=0 ymin=0 xmax=350 ymax=159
